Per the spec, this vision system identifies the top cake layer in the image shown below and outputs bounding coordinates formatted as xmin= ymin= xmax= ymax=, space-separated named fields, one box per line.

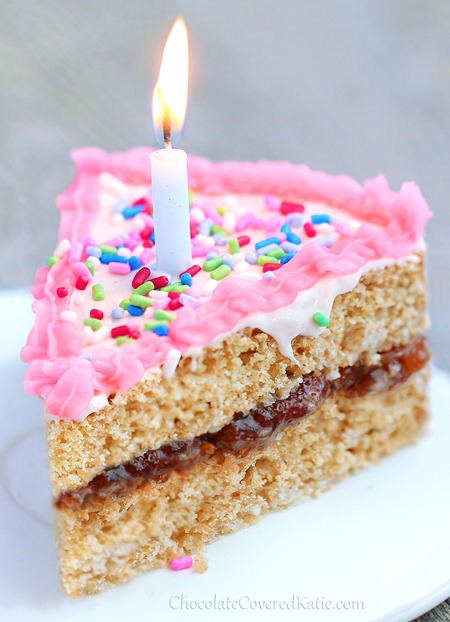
xmin=21 ymin=148 xmax=431 ymax=420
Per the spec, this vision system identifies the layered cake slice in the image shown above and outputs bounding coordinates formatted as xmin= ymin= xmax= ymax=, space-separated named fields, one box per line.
xmin=22 ymin=148 xmax=431 ymax=597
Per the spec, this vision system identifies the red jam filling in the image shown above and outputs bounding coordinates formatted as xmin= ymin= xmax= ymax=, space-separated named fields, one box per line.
xmin=56 ymin=336 xmax=429 ymax=510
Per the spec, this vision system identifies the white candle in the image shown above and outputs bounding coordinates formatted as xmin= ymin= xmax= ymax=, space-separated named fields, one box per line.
xmin=151 ymin=18 xmax=192 ymax=276
xmin=150 ymin=147 xmax=191 ymax=275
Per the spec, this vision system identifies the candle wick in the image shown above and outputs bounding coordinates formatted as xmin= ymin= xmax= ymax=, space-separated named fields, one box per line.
xmin=158 ymin=87 xmax=172 ymax=148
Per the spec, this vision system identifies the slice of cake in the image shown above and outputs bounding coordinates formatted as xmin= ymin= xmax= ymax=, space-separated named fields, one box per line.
xmin=21 ymin=148 xmax=431 ymax=597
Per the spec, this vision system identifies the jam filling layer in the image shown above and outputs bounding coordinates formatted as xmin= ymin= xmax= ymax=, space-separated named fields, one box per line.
xmin=56 ymin=336 xmax=429 ymax=510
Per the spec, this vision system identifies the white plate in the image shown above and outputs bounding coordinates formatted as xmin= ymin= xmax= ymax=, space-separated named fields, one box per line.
xmin=1 ymin=289 xmax=449 ymax=622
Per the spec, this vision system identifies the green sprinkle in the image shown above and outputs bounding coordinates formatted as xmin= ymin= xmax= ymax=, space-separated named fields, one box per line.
xmin=99 ymin=245 xmax=117 ymax=254
xmin=130 ymin=294 xmax=153 ymax=309
xmin=83 ymin=318 xmax=102 ymax=331
xmin=92 ymin=283 xmax=105 ymax=301
xmin=228 ymin=239 xmax=240 ymax=254
xmin=161 ymin=282 xmax=189 ymax=293
xmin=211 ymin=264 xmax=231 ymax=280
xmin=257 ymin=255 xmax=276 ymax=266
xmin=144 ymin=321 xmax=168 ymax=330
xmin=188 ymin=189 xmax=194 ymax=205
xmin=85 ymin=259 xmax=95 ymax=276
xmin=313 ymin=312 xmax=330 ymax=327
xmin=216 ymin=206 xmax=226 ymax=215
xmin=267 ymin=249 xmax=284 ymax=260
xmin=210 ymin=224 xmax=227 ymax=236
xmin=133 ymin=281 xmax=155 ymax=295
xmin=203 ymin=257 xmax=223 ymax=272
xmin=119 ymin=299 xmax=131 ymax=310
xmin=153 ymin=309 xmax=175 ymax=322
xmin=116 ymin=336 xmax=135 ymax=345
xmin=47 ymin=256 xmax=59 ymax=267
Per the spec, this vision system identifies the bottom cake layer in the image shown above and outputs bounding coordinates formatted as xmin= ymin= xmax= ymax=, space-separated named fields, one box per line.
xmin=54 ymin=366 xmax=429 ymax=597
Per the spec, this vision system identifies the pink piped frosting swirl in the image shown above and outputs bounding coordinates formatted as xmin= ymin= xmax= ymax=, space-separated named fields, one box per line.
xmin=21 ymin=148 xmax=432 ymax=420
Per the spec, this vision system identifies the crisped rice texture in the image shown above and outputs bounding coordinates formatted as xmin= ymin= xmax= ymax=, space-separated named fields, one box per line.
xmin=47 ymin=253 xmax=428 ymax=494
xmin=55 ymin=367 xmax=429 ymax=597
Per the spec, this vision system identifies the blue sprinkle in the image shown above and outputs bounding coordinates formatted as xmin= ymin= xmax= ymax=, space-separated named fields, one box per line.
xmin=128 ymin=305 xmax=144 ymax=316
xmin=286 ymin=232 xmax=301 ymax=244
xmin=122 ymin=205 xmax=146 ymax=219
xmin=114 ymin=198 xmax=128 ymax=214
xmin=263 ymin=271 xmax=275 ymax=281
xmin=280 ymin=252 xmax=295 ymax=264
xmin=180 ymin=273 xmax=193 ymax=286
xmin=81 ymin=353 xmax=92 ymax=360
xmin=150 ymin=230 xmax=155 ymax=243
xmin=245 ymin=252 xmax=258 ymax=265
xmin=121 ymin=233 xmax=130 ymax=242
xmin=280 ymin=224 xmax=291 ymax=234
xmin=111 ymin=307 xmax=125 ymax=319
xmin=199 ymin=218 xmax=213 ymax=236
xmin=315 ymin=236 xmax=335 ymax=247
xmin=128 ymin=255 xmax=141 ymax=270
xmin=255 ymin=236 xmax=281 ymax=250
xmin=153 ymin=324 xmax=169 ymax=336
xmin=222 ymin=253 xmax=235 ymax=269
xmin=256 ymin=243 xmax=279 ymax=256
xmin=311 ymin=214 xmax=331 ymax=225
xmin=100 ymin=253 xmax=128 ymax=264
xmin=205 ymin=251 xmax=218 ymax=261
xmin=286 ymin=214 xmax=303 ymax=228
xmin=86 ymin=245 xmax=102 ymax=258
xmin=281 ymin=241 xmax=300 ymax=254
xmin=213 ymin=234 xmax=228 ymax=246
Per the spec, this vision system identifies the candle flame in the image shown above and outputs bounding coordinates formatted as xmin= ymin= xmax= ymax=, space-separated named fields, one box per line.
xmin=152 ymin=18 xmax=189 ymax=147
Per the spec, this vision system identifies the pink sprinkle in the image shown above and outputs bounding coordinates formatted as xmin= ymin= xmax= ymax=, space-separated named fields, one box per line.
xmin=90 ymin=308 xmax=104 ymax=320
xmin=104 ymin=237 xmax=123 ymax=247
xmin=170 ymin=556 xmax=193 ymax=571
xmin=192 ymin=246 xmax=209 ymax=258
xmin=280 ymin=201 xmax=305 ymax=215
xmin=204 ymin=206 xmax=223 ymax=225
xmin=265 ymin=194 xmax=280 ymax=211
xmin=125 ymin=239 xmax=139 ymax=251
xmin=83 ymin=237 xmax=96 ymax=248
xmin=109 ymin=262 xmax=131 ymax=275
xmin=56 ymin=287 xmax=68 ymax=298
xmin=235 ymin=213 xmax=255 ymax=232
xmin=132 ymin=267 xmax=151 ymax=289
xmin=254 ymin=218 xmax=266 ymax=228
xmin=335 ymin=222 xmax=353 ymax=237
xmin=68 ymin=242 xmax=83 ymax=264
xmin=153 ymin=298 xmax=170 ymax=310
xmin=266 ymin=216 xmax=281 ymax=232
xmin=139 ymin=248 xmax=153 ymax=265
xmin=73 ymin=262 xmax=91 ymax=279
xmin=278 ymin=233 xmax=287 ymax=243
xmin=304 ymin=222 xmax=317 ymax=238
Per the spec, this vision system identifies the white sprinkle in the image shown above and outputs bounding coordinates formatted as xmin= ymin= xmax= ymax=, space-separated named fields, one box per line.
xmin=60 ymin=311 xmax=77 ymax=323
xmin=133 ymin=216 xmax=145 ymax=232
xmin=117 ymin=247 xmax=131 ymax=258
xmin=112 ymin=213 xmax=125 ymax=225
xmin=163 ymin=349 xmax=182 ymax=378
xmin=191 ymin=207 xmax=205 ymax=223
xmin=234 ymin=261 xmax=250 ymax=274
xmin=195 ymin=234 xmax=215 ymax=248
xmin=223 ymin=212 xmax=236 ymax=233
xmin=87 ymin=255 xmax=101 ymax=269
xmin=53 ymin=238 xmax=71 ymax=258
xmin=201 ymin=279 xmax=218 ymax=296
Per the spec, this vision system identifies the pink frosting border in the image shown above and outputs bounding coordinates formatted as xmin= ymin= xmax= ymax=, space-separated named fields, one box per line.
xmin=21 ymin=148 xmax=432 ymax=420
